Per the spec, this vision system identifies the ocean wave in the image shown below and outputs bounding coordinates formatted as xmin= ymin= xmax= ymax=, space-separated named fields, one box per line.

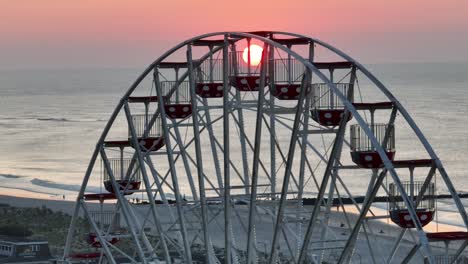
xmin=0 ymin=186 xmax=59 ymax=197
xmin=31 ymin=178 xmax=100 ymax=193
xmin=0 ymin=116 xmax=37 ymax=120
xmin=36 ymin=117 xmax=103 ymax=122
xmin=37 ymin=117 xmax=72 ymax=122
xmin=0 ymin=173 xmax=24 ymax=179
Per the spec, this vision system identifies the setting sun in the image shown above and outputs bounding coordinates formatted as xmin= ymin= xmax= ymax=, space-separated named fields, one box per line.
xmin=242 ymin=44 xmax=263 ymax=66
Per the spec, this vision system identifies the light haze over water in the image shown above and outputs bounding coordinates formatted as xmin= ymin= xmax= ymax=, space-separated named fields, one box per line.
xmin=0 ymin=62 xmax=467 ymax=225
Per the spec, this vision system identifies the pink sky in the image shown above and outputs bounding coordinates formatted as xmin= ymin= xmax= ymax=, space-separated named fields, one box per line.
xmin=1 ymin=0 xmax=467 ymax=69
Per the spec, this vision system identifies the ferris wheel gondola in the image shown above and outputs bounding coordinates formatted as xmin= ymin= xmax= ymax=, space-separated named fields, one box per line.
xmin=62 ymin=31 xmax=468 ymax=264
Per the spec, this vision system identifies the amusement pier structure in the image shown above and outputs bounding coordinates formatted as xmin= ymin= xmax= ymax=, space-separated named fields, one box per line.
xmin=63 ymin=31 xmax=468 ymax=263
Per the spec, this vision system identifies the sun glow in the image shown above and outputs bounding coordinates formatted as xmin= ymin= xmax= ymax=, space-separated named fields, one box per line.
xmin=242 ymin=44 xmax=263 ymax=66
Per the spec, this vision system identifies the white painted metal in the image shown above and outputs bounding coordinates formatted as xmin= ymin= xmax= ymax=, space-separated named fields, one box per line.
xmin=63 ymin=31 xmax=468 ymax=264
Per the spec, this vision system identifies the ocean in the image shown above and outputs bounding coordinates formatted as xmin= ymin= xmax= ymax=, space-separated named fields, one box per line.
xmin=0 ymin=62 xmax=467 ymax=227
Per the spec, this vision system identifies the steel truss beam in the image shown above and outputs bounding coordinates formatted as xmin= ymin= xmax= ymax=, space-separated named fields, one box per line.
xmin=64 ymin=32 xmax=467 ymax=264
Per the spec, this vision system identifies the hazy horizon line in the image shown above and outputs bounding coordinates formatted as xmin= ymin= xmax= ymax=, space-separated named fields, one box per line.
xmin=1 ymin=60 xmax=468 ymax=72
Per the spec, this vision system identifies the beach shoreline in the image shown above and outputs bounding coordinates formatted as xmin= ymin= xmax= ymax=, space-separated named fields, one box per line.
xmin=1 ymin=188 xmax=466 ymax=262
xmin=1 ymin=186 xmax=465 ymax=233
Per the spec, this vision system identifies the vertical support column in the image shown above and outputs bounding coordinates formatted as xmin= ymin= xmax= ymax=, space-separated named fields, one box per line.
xmin=366 ymin=169 xmax=379 ymax=209
xmin=154 ymin=68 xmax=193 ymax=263
xmin=209 ymin=46 xmax=214 ymax=83
xmin=99 ymin=200 xmax=104 ymax=231
xmin=297 ymin=109 xmax=351 ymax=263
xmin=223 ymin=35 xmax=233 ymax=264
xmin=269 ymin=41 xmax=276 ymax=199
xmin=386 ymin=229 xmax=407 ymax=264
xmin=172 ymin=120 xmax=199 ymax=200
xmin=100 ymin=149 xmax=148 ymax=264
xmin=246 ymin=43 xmax=268 ymax=264
xmin=231 ymin=42 xmax=250 ymax=195
xmin=318 ymin=134 xmax=345 ymax=263
xmin=336 ymin=169 xmax=387 ymax=264
xmin=410 ymin=167 xmax=415 ymax=207
xmin=144 ymin=102 xmax=149 ymax=131
xmin=195 ymin=52 xmax=224 ymax=193
xmin=368 ymin=108 xmax=376 ymax=153
xmin=269 ymin=63 xmax=311 ymax=264
xmin=383 ymin=107 xmax=397 ymax=149
xmin=247 ymin=38 xmax=251 ymax=76
xmin=370 ymin=109 xmax=375 ymax=144
xmin=329 ymin=69 xmax=335 ymax=109
xmin=348 ymin=66 xmax=356 ymax=103
xmin=64 ymin=138 xmax=105 ymax=260
xmin=120 ymin=147 xmax=124 ymax=180
xmin=124 ymin=103 xmax=171 ymax=263
xmin=175 ymin=67 xmax=180 ymax=104
xmin=81 ymin=201 xmax=117 ymax=264
xmin=187 ymin=43 xmax=215 ymax=264
xmin=317 ymin=66 xmax=351 ymax=261
xmin=202 ymin=98 xmax=224 ymax=193
xmin=298 ymin=41 xmax=315 ymax=197
xmin=287 ymin=44 xmax=292 ymax=84
xmin=296 ymin=41 xmax=314 ymax=256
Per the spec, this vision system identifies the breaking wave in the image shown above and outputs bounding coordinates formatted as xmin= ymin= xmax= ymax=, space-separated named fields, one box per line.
xmin=0 ymin=173 xmax=24 ymax=179
xmin=36 ymin=117 xmax=103 ymax=122
xmin=31 ymin=178 xmax=100 ymax=193
xmin=37 ymin=117 xmax=72 ymax=122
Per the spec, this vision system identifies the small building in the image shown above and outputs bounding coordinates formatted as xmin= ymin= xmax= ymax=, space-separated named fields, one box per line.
xmin=0 ymin=236 xmax=52 ymax=263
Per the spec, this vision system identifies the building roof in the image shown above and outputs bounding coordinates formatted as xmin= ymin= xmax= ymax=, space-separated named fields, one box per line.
xmin=0 ymin=235 xmax=48 ymax=245
xmin=0 ymin=255 xmax=52 ymax=263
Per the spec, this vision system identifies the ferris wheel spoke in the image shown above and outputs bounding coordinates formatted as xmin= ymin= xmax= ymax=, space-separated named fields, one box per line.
xmin=261 ymin=115 xmax=301 ymax=190
xmin=64 ymin=32 xmax=468 ymax=263
xmin=318 ymin=128 xmax=346 ymax=262
xmin=386 ymin=228 xmax=407 ymax=264
xmin=81 ymin=201 xmax=118 ymax=264
xmin=208 ymin=133 xmax=245 ymax=185
xmin=170 ymin=119 xmax=198 ymax=200
xmin=124 ymin=103 xmax=172 ymax=263
xmin=401 ymin=240 xmax=422 ymax=264
xmin=298 ymin=109 xmax=350 ymax=263
xmin=269 ymin=70 xmax=311 ymax=264
xmin=99 ymin=149 xmax=150 ymax=263
xmin=154 ymin=68 xmax=193 ymax=263
xmin=245 ymin=42 xmax=268 ymax=264
xmin=338 ymin=168 xmax=389 ymax=263
xmin=144 ymin=156 xmax=173 ymax=205
xmin=230 ymin=111 xmax=273 ymax=183
xmin=201 ymin=97 xmax=224 ymax=193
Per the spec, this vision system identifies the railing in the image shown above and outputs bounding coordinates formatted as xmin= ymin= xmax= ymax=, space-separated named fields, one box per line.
xmin=273 ymin=58 xmax=305 ymax=84
xmin=199 ymin=56 xmax=306 ymax=84
xmin=350 ymin=123 xmax=395 ymax=152
xmin=311 ymin=83 xmax=352 ymax=109
xmin=430 ymin=255 xmax=468 ymax=264
xmin=89 ymin=210 xmax=121 ymax=228
xmin=196 ymin=58 xmax=223 ymax=82
xmin=160 ymin=81 xmax=191 ymax=104
xmin=102 ymin=158 xmax=141 ymax=182
xmin=229 ymin=51 xmax=311 ymax=83
xmin=130 ymin=114 xmax=162 ymax=138
xmin=389 ymin=181 xmax=435 ymax=210
xmin=229 ymin=51 xmax=264 ymax=76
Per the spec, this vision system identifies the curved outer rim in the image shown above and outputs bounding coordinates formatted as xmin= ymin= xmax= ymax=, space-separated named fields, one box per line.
xmin=65 ymin=31 xmax=465 ymax=262
xmin=275 ymin=30 xmax=467 ymax=230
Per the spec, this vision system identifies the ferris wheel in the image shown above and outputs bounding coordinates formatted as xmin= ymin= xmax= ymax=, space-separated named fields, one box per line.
xmin=63 ymin=31 xmax=468 ymax=264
